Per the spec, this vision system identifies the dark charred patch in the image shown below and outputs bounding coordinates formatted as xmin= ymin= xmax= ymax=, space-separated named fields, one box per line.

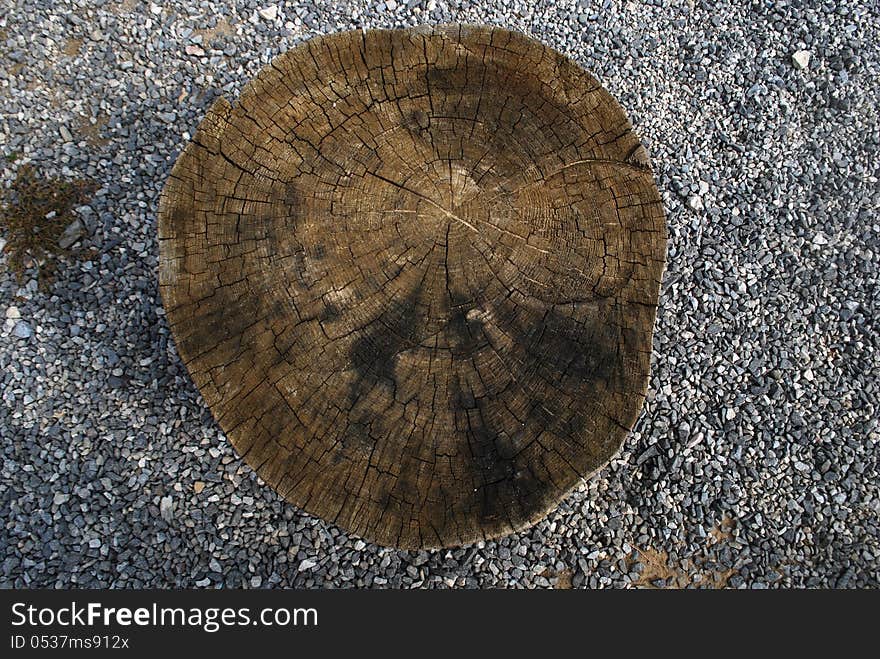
xmin=374 ymin=486 xmax=393 ymax=510
xmin=479 ymin=300 xmax=622 ymax=470
xmin=384 ymin=260 xmax=405 ymax=281
xmin=389 ymin=465 xmax=420 ymax=512
xmin=348 ymin=285 xmax=422 ymax=405
xmin=444 ymin=289 xmax=487 ymax=356
xmin=426 ymin=66 xmax=465 ymax=90
xmin=510 ymin=465 xmax=548 ymax=519
xmin=450 ymin=376 xmax=511 ymax=521
xmin=505 ymin=302 xmax=622 ymax=394
xmin=283 ymin=181 xmax=304 ymax=224
xmin=450 ymin=378 xmax=507 ymax=477
xmin=338 ymin=419 xmax=376 ymax=456
xmin=318 ymin=300 xmax=340 ymax=323
xmin=446 ymin=306 xmax=485 ymax=355
xmin=560 ymin=409 xmax=587 ymax=437
xmin=410 ymin=109 xmax=430 ymax=130
xmin=289 ymin=244 xmax=314 ymax=289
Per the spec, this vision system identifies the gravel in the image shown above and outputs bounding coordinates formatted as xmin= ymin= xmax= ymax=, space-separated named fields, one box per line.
xmin=1 ymin=1 xmax=878 ymax=589
xmin=792 ymin=49 xmax=812 ymax=70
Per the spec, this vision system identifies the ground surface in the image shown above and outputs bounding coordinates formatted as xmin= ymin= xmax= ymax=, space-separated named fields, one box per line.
xmin=1 ymin=0 xmax=878 ymax=588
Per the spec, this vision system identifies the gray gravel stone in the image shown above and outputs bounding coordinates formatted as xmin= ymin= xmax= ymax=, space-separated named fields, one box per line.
xmin=258 ymin=6 xmax=278 ymax=22
xmin=160 ymin=496 xmax=174 ymax=522
xmin=687 ymin=195 xmax=704 ymax=212
xmin=58 ymin=218 xmax=84 ymax=249
xmin=792 ymin=50 xmax=812 ymax=70
xmin=12 ymin=321 xmax=32 ymax=339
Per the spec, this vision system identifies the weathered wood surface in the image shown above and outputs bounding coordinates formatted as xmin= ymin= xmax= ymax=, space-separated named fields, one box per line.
xmin=158 ymin=25 xmax=667 ymax=549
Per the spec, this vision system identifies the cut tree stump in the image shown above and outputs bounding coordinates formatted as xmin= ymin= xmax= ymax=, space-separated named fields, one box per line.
xmin=158 ymin=25 xmax=667 ymax=549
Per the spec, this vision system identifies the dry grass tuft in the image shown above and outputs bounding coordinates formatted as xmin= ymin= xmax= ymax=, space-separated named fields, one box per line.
xmin=1 ymin=164 xmax=96 ymax=286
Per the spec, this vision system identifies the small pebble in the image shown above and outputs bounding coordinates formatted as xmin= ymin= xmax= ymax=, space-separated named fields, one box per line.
xmin=13 ymin=321 xmax=32 ymax=339
xmin=792 ymin=50 xmax=811 ymax=70
xmin=258 ymin=5 xmax=278 ymax=21
xmin=687 ymin=195 xmax=704 ymax=212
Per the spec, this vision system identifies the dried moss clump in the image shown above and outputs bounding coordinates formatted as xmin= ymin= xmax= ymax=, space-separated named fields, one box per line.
xmin=0 ymin=164 xmax=96 ymax=285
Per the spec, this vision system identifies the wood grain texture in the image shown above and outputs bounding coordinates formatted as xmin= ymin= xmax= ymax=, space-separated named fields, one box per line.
xmin=158 ymin=24 xmax=667 ymax=549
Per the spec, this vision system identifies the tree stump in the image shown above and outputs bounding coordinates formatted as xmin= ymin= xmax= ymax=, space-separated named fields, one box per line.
xmin=158 ymin=25 xmax=667 ymax=549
